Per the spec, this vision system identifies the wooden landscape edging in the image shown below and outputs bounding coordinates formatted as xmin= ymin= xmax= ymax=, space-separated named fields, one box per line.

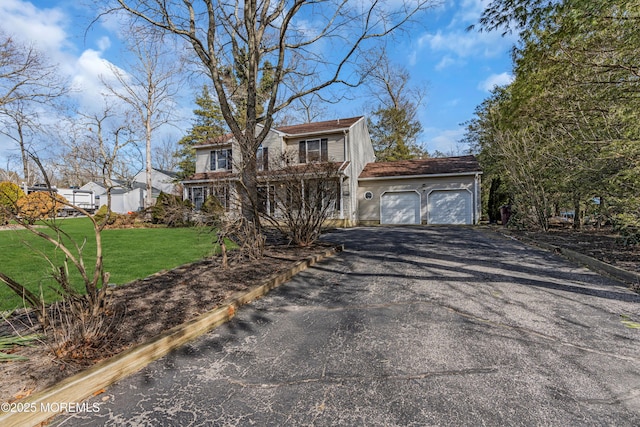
xmin=0 ymin=244 xmax=343 ymax=427
xmin=501 ymin=231 xmax=640 ymax=286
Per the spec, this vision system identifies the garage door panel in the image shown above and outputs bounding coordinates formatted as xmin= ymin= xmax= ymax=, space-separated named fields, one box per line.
xmin=381 ymin=192 xmax=420 ymax=225
xmin=429 ymin=190 xmax=471 ymax=225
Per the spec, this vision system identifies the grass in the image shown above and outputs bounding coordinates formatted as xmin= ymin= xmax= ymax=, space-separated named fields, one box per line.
xmin=0 ymin=218 xmax=216 ymax=311
xmin=0 ymin=334 xmax=42 ymax=361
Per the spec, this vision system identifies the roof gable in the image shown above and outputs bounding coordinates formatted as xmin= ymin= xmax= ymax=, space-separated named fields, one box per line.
xmin=275 ymin=116 xmax=363 ymax=136
xmin=193 ymin=116 xmax=364 ymax=148
xmin=359 ymin=155 xmax=482 ymax=179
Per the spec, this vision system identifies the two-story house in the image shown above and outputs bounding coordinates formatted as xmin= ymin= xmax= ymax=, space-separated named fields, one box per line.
xmin=182 ymin=116 xmax=483 ymax=226
xmin=181 ymin=116 xmax=375 ymax=226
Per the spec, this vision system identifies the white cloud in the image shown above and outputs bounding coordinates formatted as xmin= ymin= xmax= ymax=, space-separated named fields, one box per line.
xmin=435 ymin=55 xmax=458 ymax=71
xmin=478 ymin=72 xmax=514 ymax=92
xmin=418 ymin=28 xmax=511 ymax=61
xmin=0 ymin=0 xmax=69 ymax=53
xmin=412 ymin=0 xmax=516 ymax=70
xmin=97 ymin=36 xmax=112 ymax=52
xmin=423 ymin=127 xmax=469 ymax=155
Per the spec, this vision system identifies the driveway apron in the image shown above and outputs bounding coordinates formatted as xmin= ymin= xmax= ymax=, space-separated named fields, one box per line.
xmin=54 ymin=227 xmax=640 ymax=426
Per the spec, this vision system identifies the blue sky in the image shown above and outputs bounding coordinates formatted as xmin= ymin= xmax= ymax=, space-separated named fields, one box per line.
xmin=0 ymin=0 xmax=516 ymax=167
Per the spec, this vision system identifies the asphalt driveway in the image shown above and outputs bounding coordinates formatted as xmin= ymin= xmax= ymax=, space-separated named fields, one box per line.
xmin=55 ymin=227 xmax=640 ymax=426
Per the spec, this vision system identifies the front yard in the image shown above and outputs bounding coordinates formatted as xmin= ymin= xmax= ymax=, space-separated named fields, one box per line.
xmin=0 ymin=218 xmax=216 ymax=311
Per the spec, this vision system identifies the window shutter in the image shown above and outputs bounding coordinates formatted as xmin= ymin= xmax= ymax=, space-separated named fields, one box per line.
xmin=321 ymin=139 xmax=328 ymax=162
xmin=263 ymin=147 xmax=269 ymax=171
xmin=210 ymin=151 xmax=216 ymax=170
xmin=299 ymin=141 xmax=306 ymax=163
xmin=227 ymin=149 xmax=232 ymax=170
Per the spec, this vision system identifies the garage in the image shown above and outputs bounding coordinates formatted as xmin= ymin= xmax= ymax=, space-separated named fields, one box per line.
xmin=380 ymin=191 xmax=421 ymax=225
xmin=358 ymin=156 xmax=482 ymax=226
xmin=428 ymin=190 xmax=471 ymax=225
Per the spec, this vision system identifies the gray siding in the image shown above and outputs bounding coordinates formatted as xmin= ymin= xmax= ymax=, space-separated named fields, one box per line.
xmin=346 ymin=118 xmax=376 ymax=222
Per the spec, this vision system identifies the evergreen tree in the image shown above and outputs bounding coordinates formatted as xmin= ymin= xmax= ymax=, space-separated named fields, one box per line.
xmin=176 ymin=85 xmax=228 ymax=179
xmin=365 ymin=53 xmax=426 ymax=162
xmin=368 ymin=107 xmax=425 ymax=161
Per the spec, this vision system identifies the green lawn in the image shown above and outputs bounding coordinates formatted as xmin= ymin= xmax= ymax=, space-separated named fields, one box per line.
xmin=0 ymin=218 xmax=216 ymax=311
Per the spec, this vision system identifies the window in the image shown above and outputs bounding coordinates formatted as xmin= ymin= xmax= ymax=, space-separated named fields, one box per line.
xmin=298 ymin=139 xmax=328 ymax=163
xmin=210 ymin=149 xmax=232 ymax=171
xmin=257 ymin=145 xmax=269 ymax=171
xmin=190 ymin=187 xmax=206 ymax=210
xmin=257 ymin=185 xmax=275 ymax=215
xmin=210 ymin=184 xmax=230 ymax=211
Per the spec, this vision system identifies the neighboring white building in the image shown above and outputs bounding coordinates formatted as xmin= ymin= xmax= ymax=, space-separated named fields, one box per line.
xmin=81 ymin=169 xmax=179 ymax=214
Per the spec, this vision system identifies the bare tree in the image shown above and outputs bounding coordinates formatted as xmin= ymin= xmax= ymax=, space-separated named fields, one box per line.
xmin=102 ymin=30 xmax=183 ymax=209
xmin=152 ymin=135 xmax=181 ymax=172
xmin=106 ymin=0 xmax=433 ymax=225
xmin=0 ymin=32 xmax=66 ymax=109
xmin=0 ymin=101 xmax=47 ymax=185
xmin=0 ymin=32 xmax=68 ymax=183
xmin=55 ymin=101 xmax=140 ymax=207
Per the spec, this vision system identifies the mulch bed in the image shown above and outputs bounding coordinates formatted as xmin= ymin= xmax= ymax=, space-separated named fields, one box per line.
xmin=502 ymin=227 xmax=640 ymax=274
xmin=0 ymin=242 xmax=334 ymax=405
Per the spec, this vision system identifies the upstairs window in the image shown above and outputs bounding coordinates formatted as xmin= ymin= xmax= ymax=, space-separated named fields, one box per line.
xmin=257 ymin=145 xmax=269 ymax=171
xmin=210 ymin=149 xmax=232 ymax=171
xmin=299 ymin=139 xmax=328 ymax=163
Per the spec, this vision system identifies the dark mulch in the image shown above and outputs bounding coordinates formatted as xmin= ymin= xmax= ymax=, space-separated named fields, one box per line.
xmin=0 ymin=242 xmax=335 ymax=404
xmin=504 ymin=227 xmax=640 ymax=274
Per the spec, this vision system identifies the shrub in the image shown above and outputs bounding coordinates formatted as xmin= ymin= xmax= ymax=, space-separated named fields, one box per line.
xmin=94 ymin=205 xmax=139 ymax=228
xmin=151 ymin=192 xmax=192 ymax=227
xmin=94 ymin=205 xmax=116 ymax=226
xmin=0 ymin=182 xmax=25 ymax=224
xmin=16 ymin=191 xmax=67 ymax=224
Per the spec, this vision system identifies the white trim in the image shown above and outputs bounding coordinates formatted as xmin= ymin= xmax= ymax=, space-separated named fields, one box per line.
xmin=359 ymin=171 xmax=482 ymax=181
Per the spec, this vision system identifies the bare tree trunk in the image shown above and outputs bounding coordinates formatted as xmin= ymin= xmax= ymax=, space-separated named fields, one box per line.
xmin=145 ymin=109 xmax=153 ymax=209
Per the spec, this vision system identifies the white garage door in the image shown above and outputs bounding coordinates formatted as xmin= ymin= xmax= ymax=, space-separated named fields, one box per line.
xmin=380 ymin=191 xmax=421 ymax=225
xmin=428 ymin=190 xmax=471 ymax=224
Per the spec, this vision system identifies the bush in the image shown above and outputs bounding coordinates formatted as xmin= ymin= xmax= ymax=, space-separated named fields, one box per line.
xmin=151 ymin=192 xmax=192 ymax=227
xmin=94 ymin=205 xmax=138 ymax=228
xmin=0 ymin=182 xmax=25 ymax=224
xmin=94 ymin=205 xmax=117 ymax=226
xmin=16 ymin=191 xmax=67 ymax=224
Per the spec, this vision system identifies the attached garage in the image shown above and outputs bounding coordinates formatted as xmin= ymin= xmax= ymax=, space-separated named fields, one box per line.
xmin=357 ymin=156 xmax=483 ymax=226
xmin=380 ymin=191 xmax=421 ymax=225
xmin=428 ymin=189 xmax=472 ymax=225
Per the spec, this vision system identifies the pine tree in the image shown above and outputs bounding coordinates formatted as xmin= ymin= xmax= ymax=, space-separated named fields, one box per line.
xmin=369 ymin=107 xmax=425 ymax=162
xmin=176 ymin=86 xmax=228 ymax=179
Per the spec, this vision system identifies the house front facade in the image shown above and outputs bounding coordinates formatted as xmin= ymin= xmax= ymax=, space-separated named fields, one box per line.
xmin=181 ymin=116 xmax=375 ymax=225
xmin=182 ymin=116 xmax=482 ymax=226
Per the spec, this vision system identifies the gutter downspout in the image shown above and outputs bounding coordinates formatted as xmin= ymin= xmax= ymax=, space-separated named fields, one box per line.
xmin=474 ymin=173 xmax=480 ymax=224
xmin=343 ymin=130 xmax=350 ymax=225
xmin=338 ymin=160 xmax=348 ymax=220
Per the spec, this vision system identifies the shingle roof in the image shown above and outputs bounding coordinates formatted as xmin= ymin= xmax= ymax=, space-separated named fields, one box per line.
xmin=182 ymin=161 xmax=350 ymax=183
xmin=359 ymin=155 xmax=482 ymax=179
xmin=275 ymin=117 xmax=363 ymax=135
xmin=182 ymin=171 xmax=236 ymax=182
